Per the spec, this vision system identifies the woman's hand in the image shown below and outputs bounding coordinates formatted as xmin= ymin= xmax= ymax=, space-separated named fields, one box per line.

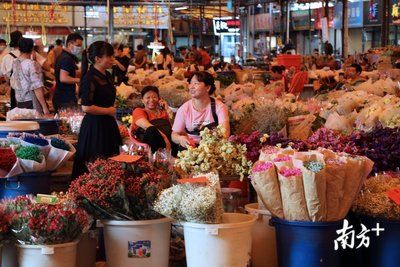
xmin=178 ymin=135 xmax=194 ymax=148
xmin=158 ymin=99 xmax=168 ymax=110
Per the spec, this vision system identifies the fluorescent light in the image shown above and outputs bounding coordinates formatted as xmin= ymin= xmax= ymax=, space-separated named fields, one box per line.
xmin=175 ymin=6 xmax=188 ymax=11
xmin=23 ymin=31 xmax=41 ymax=39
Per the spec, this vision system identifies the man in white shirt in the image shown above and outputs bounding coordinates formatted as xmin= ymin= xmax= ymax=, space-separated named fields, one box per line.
xmin=0 ymin=31 xmax=23 ymax=109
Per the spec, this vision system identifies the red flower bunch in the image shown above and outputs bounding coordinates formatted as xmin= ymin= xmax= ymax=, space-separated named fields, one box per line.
xmin=27 ymin=202 xmax=89 ymax=245
xmin=3 ymin=196 xmax=88 ymax=245
xmin=229 ymin=131 xmax=263 ymax=163
xmin=69 ymin=159 xmax=126 ymax=208
xmin=0 ymin=148 xmax=17 ymax=173
xmin=69 ymin=157 xmax=171 ymax=220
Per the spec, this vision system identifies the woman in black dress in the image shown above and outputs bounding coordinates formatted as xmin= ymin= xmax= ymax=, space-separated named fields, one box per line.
xmin=72 ymin=41 xmax=122 ymax=179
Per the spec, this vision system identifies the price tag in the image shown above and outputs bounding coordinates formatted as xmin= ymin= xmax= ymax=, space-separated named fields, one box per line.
xmin=386 ymin=188 xmax=400 ymax=205
xmin=41 ymin=247 xmax=54 ymax=255
xmin=110 ymin=154 xmax=142 ymax=163
xmin=36 ymin=194 xmax=58 ymax=205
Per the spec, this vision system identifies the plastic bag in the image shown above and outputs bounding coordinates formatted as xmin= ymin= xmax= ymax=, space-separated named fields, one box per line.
xmin=6 ymin=108 xmax=39 ymax=121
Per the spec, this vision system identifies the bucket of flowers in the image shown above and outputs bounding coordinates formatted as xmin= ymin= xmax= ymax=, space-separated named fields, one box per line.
xmin=68 ymin=155 xmax=173 ymax=267
xmin=3 ymin=195 xmax=89 ymax=267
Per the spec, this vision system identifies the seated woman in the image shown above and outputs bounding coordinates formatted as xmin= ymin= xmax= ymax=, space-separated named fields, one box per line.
xmin=130 ymin=86 xmax=174 ymax=154
xmin=172 ymin=71 xmax=230 ymax=148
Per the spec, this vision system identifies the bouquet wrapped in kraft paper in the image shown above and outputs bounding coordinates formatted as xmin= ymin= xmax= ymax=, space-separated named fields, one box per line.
xmin=252 ymin=147 xmax=374 ymax=222
xmin=250 ymin=161 xmax=283 ymax=218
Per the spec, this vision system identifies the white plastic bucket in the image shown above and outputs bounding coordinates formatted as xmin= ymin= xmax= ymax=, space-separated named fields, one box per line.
xmin=245 ymin=203 xmax=278 ymax=267
xmin=16 ymin=240 xmax=79 ymax=267
xmin=102 ymin=217 xmax=172 ymax=267
xmin=2 ymin=241 xmax=17 ymax=267
xmin=76 ymin=231 xmax=97 ymax=267
xmin=182 ymin=213 xmax=256 ymax=267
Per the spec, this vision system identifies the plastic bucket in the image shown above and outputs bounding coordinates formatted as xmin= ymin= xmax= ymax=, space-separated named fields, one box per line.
xmin=356 ymin=216 xmax=400 ymax=267
xmin=102 ymin=217 xmax=172 ymax=267
xmin=76 ymin=230 xmax=97 ymax=267
xmin=0 ymin=172 xmax=51 ymax=199
xmin=245 ymin=203 xmax=277 ymax=267
xmin=0 ymin=121 xmax=39 ymax=138
xmin=182 ymin=213 xmax=257 ymax=267
xmin=2 ymin=241 xmax=17 ymax=267
xmin=16 ymin=240 xmax=79 ymax=267
xmin=271 ymin=217 xmax=343 ymax=267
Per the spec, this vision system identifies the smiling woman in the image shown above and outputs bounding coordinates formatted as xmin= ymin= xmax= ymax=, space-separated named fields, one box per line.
xmin=130 ymin=86 xmax=176 ymax=155
xmin=171 ymin=71 xmax=230 ymax=147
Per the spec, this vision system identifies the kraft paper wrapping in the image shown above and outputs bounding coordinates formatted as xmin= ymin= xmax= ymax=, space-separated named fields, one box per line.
xmin=278 ymin=172 xmax=310 ymax=221
xmin=337 ymin=156 xmax=373 ymax=219
xmin=293 ymin=159 xmax=327 ymax=222
xmin=251 ymin=165 xmax=284 ymax=218
xmin=324 ymin=159 xmax=346 ymax=221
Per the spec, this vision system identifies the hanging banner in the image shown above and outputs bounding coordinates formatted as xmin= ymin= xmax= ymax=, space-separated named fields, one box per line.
xmin=363 ymin=0 xmax=381 ymax=26
xmin=314 ymin=7 xmax=334 ymax=30
xmin=321 ymin=17 xmax=329 ymax=42
xmin=292 ymin=10 xmax=313 ymax=31
xmin=392 ymin=0 xmax=400 ymax=24
xmin=333 ymin=0 xmax=363 ymax=29
xmin=213 ymin=17 xmax=240 ymax=35
xmin=255 ymin=13 xmax=273 ymax=31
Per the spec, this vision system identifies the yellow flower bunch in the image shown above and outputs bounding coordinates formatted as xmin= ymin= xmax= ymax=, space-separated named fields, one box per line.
xmin=176 ymin=126 xmax=252 ymax=180
xmin=121 ymin=115 xmax=132 ymax=127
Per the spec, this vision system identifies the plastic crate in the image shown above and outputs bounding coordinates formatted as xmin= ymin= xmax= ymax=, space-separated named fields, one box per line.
xmin=277 ymin=55 xmax=302 ymax=70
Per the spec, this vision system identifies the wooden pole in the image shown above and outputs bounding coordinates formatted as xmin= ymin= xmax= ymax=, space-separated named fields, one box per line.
xmin=342 ymin=0 xmax=348 ymax=58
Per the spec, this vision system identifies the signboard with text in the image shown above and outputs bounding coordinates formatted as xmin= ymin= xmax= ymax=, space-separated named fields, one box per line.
xmin=333 ymin=0 xmax=363 ymax=29
xmin=213 ymin=18 xmax=240 ymax=35
xmin=363 ymin=0 xmax=382 ymax=26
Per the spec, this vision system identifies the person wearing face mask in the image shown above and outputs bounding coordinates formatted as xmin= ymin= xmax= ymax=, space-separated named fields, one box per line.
xmin=172 ymin=71 xmax=230 ymax=148
xmin=72 ymin=41 xmax=122 ymax=179
xmin=53 ymin=33 xmax=83 ymax=112
xmin=9 ymin=38 xmax=49 ymax=115
xmin=0 ymin=31 xmax=23 ymax=109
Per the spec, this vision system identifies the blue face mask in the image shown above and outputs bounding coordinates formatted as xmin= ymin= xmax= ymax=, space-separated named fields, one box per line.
xmin=71 ymin=45 xmax=82 ymax=56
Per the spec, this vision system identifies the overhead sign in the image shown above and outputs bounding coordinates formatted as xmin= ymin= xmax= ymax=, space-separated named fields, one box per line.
xmin=363 ymin=0 xmax=381 ymax=26
xmin=213 ymin=17 xmax=240 ymax=35
xmin=292 ymin=10 xmax=313 ymax=31
xmin=255 ymin=13 xmax=273 ymax=31
xmin=333 ymin=0 xmax=363 ymax=29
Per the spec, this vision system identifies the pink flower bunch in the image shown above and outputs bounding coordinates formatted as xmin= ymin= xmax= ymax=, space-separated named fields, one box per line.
xmin=252 ymin=161 xmax=274 ymax=173
xmin=279 ymin=167 xmax=302 ymax=177
xmin=273 ymin=155 xmax=291 ymax=162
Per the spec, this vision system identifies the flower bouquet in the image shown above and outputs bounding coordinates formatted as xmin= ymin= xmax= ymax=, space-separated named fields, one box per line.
xmin=0 ymin=146 xmax=23 ymax=178
xmin=154 ymin=173 xmax=224 ymax=224
xmin=18 ymin=133 xmax=50 ymax=157
xmin=352 ymin=173 xmax=400 ymax=221
xmin=252 ymin=147 xmax=374 ymax=221
xmin=68 ymin=156 xmax=171 ymax=220
xmin=175 ymin=126 xmax=253 ymax=180
xmin=15 ymin=146 xmax=46 ymax=173
xmin=3 ymin=195 xmax=89 ymax=245
xmin=46 ymin=137 xmax=76 ymax=171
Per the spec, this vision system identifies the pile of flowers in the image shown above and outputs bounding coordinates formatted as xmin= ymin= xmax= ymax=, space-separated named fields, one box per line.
xmin=229 ymin=131 xmax=263 ymax=163
xmin=154 ymin=173 xmax=224 ymax=224
xmin=176 ymin=126 xmax=252 ymax=180
xmin=352 ymin=173 xmax=400 ymax=221
xmin=3 ymin=195 xmax=89 ymax=245
xmin=69 ymin=156 xmax=171 ymax=220
xmin=121 ymin=115 xmax=132 ymax=128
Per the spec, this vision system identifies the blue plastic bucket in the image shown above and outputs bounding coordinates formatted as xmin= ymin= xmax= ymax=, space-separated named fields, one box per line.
xmin=0 ymin=172 xmax=51 ymax=199
xmin=270 ymin=217 xmax=343 ymax=267
xmin=0 ymin=121 xmax=39 ymax=138
xmin=356 ymin=215 xmax=400 ymax=267
xmin=16 ymin=119 xmax=61 ymax=136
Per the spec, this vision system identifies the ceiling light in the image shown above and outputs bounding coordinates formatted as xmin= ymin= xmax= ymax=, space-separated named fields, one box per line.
xmin=23 ymin=31 xmax=41 ymax=39
xmin=175 ymin=6 xmax=189 ymax=11
xmin=257 ymin=3 xmax=263 ymax=8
